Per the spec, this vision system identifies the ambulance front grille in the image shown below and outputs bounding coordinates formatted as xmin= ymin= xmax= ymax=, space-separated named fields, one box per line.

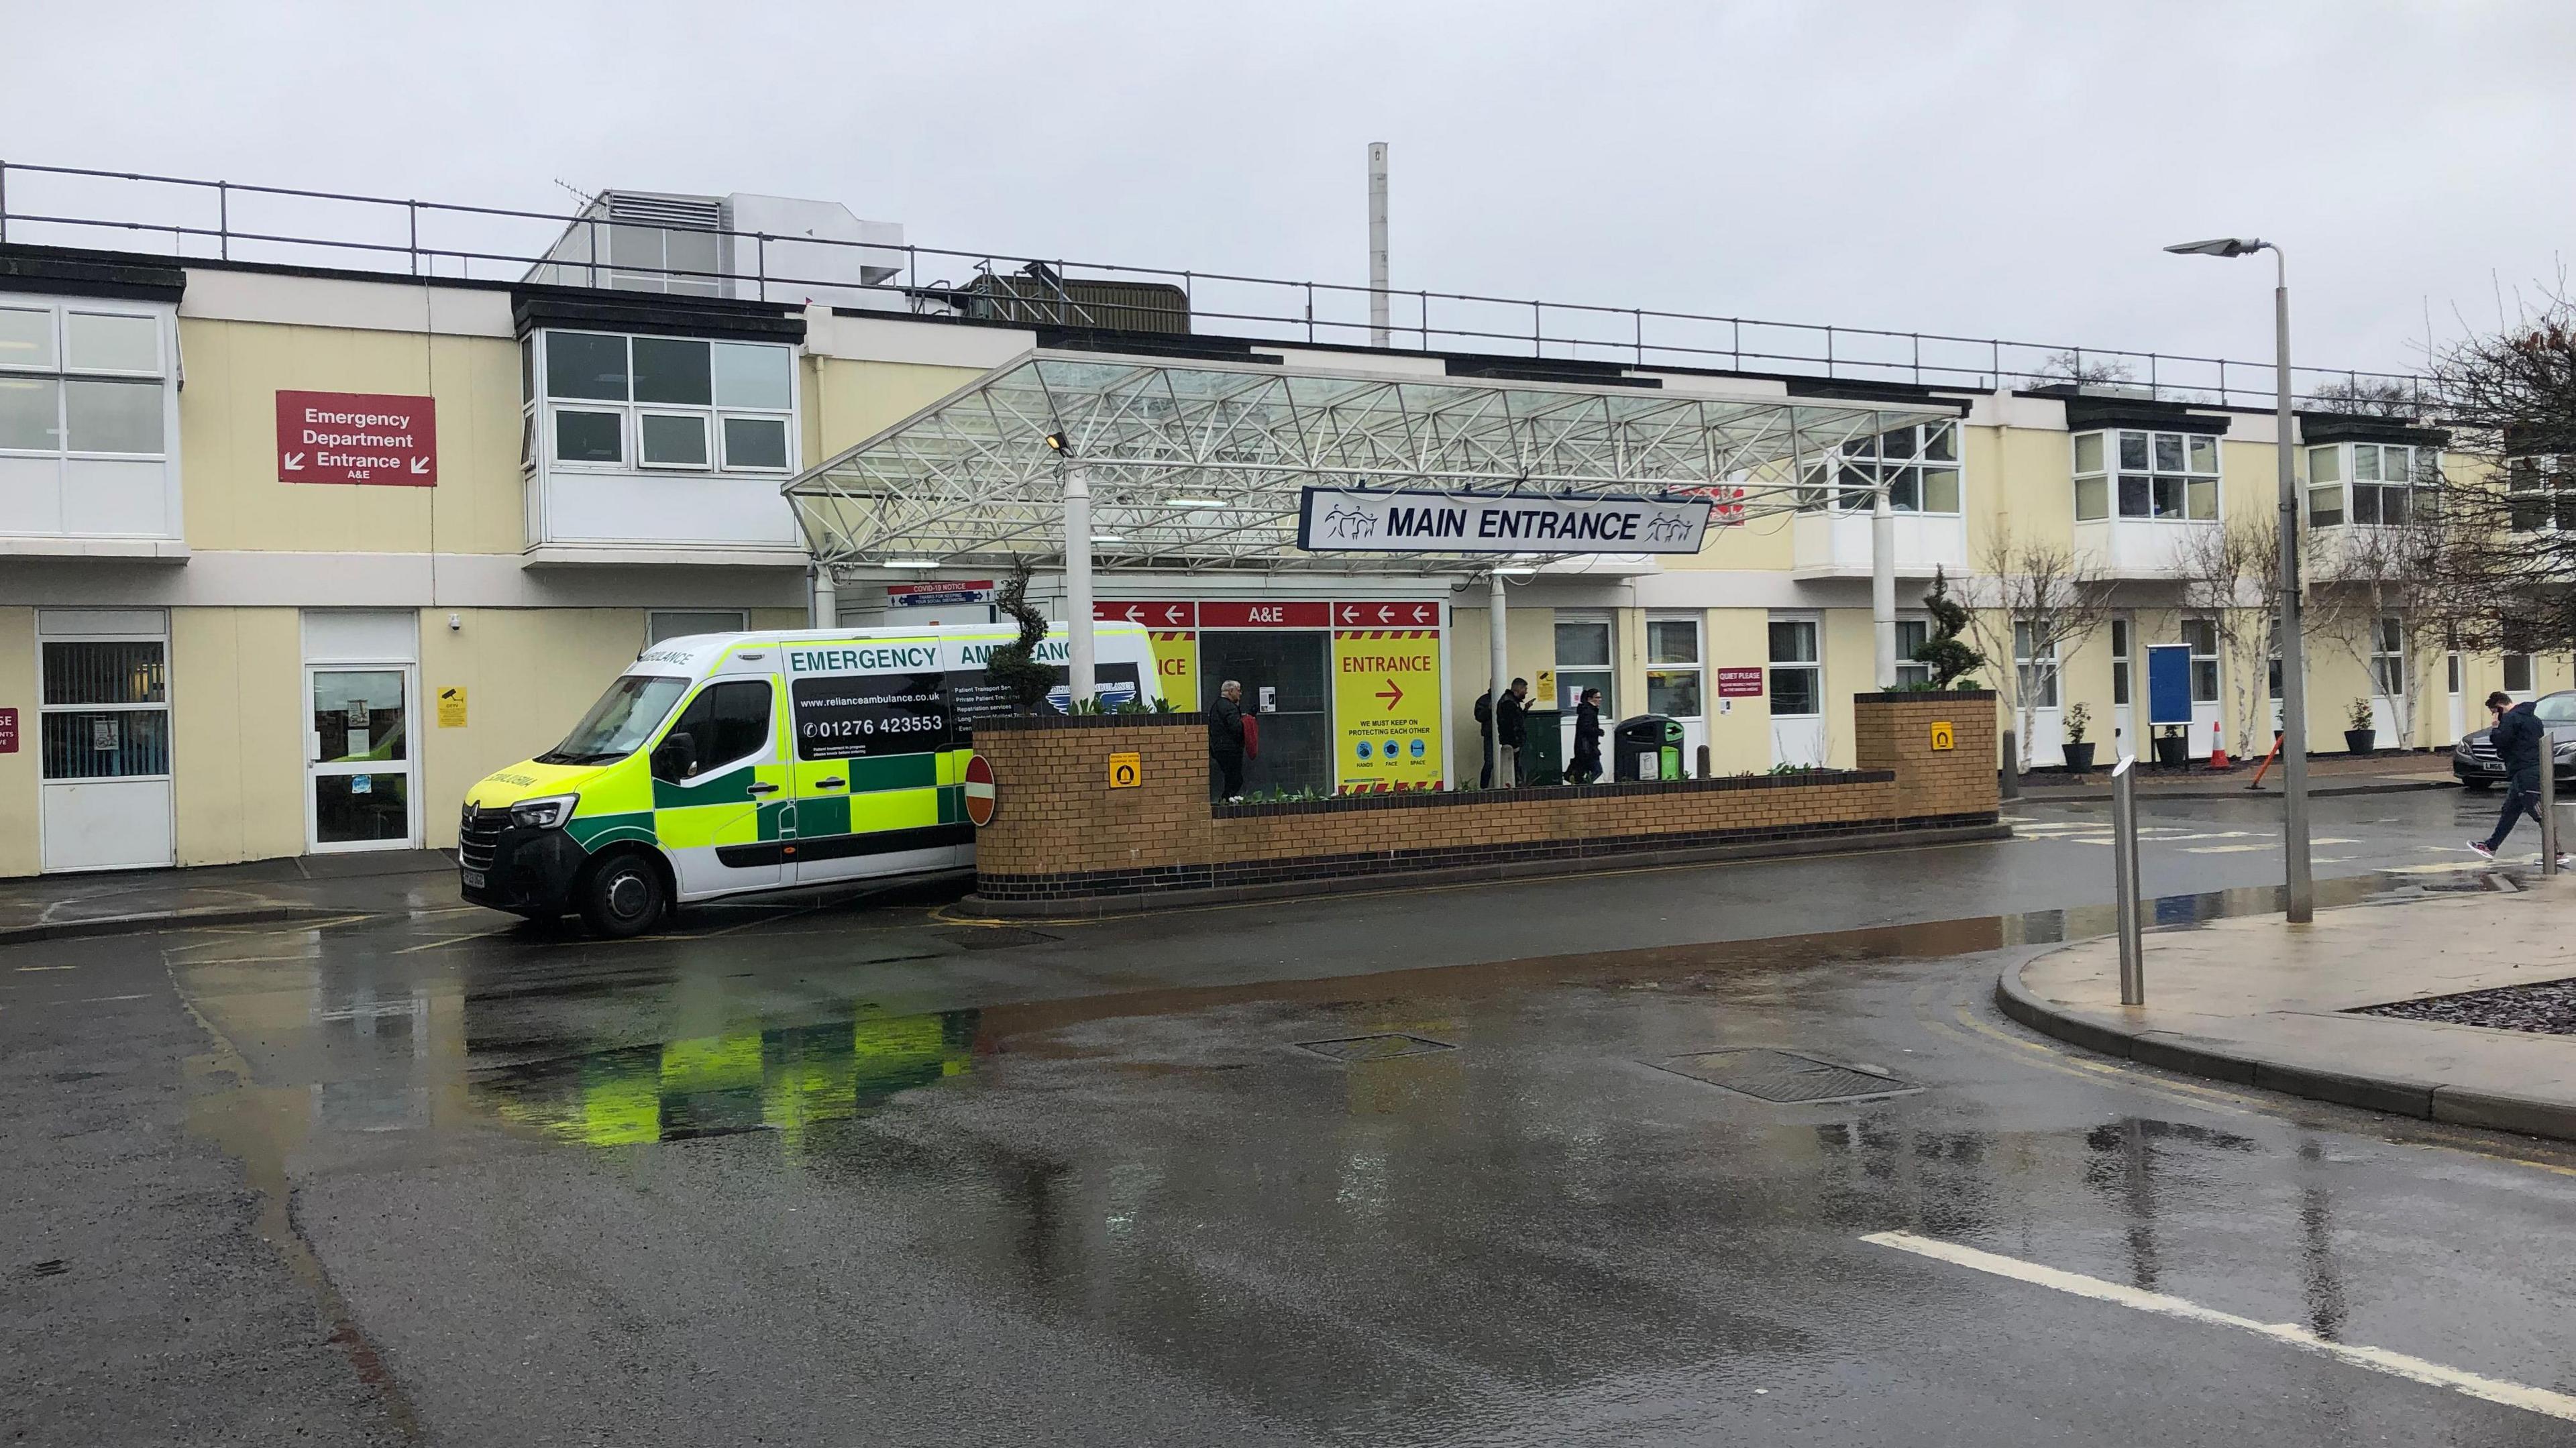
xmin=458 ymin=806 xmax=502 ymax=871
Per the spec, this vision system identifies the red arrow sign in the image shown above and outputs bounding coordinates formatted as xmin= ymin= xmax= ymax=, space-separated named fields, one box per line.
xmin=1375 ymin=680 xmax=1404 ymax=710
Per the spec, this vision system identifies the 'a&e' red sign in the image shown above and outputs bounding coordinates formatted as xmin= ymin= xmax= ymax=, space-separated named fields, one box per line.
xmin=276 ymin=390 xmax=437 ymax=486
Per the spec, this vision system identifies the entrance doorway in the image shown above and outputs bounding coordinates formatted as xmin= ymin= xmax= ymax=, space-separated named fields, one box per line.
xmin=302 ymin=611 xmax=422 ymax=853
xmin=1767 ymin=614 xmax=1828 ymax=767
xmin=37 ymin=608 xmax=175 ymax=873
xmin=1200 ymin=630 xmax=1329 ymax=796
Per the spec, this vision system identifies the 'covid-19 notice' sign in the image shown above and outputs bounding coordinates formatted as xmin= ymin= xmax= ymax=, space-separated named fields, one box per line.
xmin=1297 ymin=488 xmax=1710 ymax=555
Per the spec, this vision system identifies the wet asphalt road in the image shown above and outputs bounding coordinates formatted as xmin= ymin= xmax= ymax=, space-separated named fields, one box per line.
xmin=9 ymin=789 xmax=2576 ymax=1446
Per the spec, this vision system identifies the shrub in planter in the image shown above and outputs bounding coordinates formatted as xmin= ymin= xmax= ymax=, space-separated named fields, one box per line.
xmin=2061 ymin=702 xmax=2096 ymax=773
xmin=2343 ymin=697 xmax=2376 ymax=755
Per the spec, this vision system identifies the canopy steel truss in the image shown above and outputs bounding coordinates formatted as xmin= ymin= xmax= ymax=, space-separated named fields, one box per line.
xmin=784 ymin=350 xmax=1962 ymax=575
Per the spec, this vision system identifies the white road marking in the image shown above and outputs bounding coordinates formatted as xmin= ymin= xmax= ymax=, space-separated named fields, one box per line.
xmin=1864 ymin=1231 xmax=2576 ymax=1423
xmin=2181 ymin=844 xmax=2274 ymax=854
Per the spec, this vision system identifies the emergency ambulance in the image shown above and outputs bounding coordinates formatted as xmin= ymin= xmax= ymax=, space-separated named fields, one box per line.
xmin=458 ymin=622 xmax=1159 ymax=936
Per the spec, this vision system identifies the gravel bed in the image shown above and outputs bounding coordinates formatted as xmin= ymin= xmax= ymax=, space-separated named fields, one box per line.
xmin=2355 ymin=977 xmax=2576 ymax=1035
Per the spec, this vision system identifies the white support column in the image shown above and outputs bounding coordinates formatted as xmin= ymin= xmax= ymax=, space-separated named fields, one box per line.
xmin=1065 ymin=465 xmax=1096 ymax=704
xmin=810 ymin=565 xmax=837 ymax=630
xmin=1487 ymin=570 xmax=1509 ymax=786
xmin=1872 ymin=479 xmax=1898 ymax=689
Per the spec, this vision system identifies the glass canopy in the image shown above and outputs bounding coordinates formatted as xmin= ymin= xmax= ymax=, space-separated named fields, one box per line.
xmin=785 ymin=349 xmax=1961 ymax=575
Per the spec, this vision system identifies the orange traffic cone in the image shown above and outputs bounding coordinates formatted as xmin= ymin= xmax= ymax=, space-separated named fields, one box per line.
xmin=2208 ymin=722 xmax=2231 ymax=771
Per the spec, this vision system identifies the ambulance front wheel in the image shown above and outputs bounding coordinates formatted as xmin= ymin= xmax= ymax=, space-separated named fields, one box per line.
xmin=576 ymin=850 xmax=667 ymax=938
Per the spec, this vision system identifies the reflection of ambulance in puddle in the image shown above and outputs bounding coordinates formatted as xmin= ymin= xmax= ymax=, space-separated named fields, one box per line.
xmin=458 ymin=623 xmax=1157 ymax=935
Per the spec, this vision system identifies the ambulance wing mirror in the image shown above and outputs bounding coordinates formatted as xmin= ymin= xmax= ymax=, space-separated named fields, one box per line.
xmin=651 ymin=734 xmax=698 ymax=783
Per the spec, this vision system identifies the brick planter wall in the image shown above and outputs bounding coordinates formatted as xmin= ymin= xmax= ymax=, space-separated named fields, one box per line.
xmin=965 ymin=695 xmax=1999 ymax=913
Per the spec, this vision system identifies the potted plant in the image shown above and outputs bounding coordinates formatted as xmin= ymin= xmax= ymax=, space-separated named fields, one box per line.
xmin=2061 ymin=702 xmax=2096 ymax=773
xmin=2153 ymin=724 xmax=2191 ymax=768
xmin=2343 ymin=698 xmax=2377 ymax=755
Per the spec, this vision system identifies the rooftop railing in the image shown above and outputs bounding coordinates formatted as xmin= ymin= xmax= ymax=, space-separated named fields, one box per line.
xmin=0 ymin=159 xmax=2430 ymax=416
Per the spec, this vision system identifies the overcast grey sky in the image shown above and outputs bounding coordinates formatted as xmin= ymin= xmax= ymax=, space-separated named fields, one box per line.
xmin=5 ymin=1 xmax=2568 ymax=380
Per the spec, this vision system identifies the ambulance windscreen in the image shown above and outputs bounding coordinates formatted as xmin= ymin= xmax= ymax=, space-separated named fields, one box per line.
xmin=539 ymin=675 xmax=690 ymax=765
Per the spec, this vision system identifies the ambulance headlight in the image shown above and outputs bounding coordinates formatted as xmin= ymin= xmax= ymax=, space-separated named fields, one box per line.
xmin=510 ymin=794 xmax=578 ymax=830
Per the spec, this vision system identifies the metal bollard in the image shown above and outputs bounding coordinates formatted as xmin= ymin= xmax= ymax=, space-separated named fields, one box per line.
xmin=2544 ymin=748 xmax=2561 ymax=877
xmin=2112 ymin=755 xmax=2145 ymax=1005
xmin=2000 ymin=729 xmax=2021 ymax=800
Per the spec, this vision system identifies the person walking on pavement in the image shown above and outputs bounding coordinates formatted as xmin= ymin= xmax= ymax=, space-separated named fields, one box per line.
xmin=1568 ymin=686 xmax=1605 ymax=785
xmin=1477 ymin=677 xmax=1530 ymax=787
xmin=2469 ymin=689 xmax=2570 ymax=865
xmin=1208 ymin=679 xmax=1250 ymax=801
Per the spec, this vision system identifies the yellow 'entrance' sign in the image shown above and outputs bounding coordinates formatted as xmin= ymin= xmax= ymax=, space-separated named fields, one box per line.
xmin=1929 ymin=720 xmax=1955 ymax=751
xmin=437 ymin=685 xmax=468 ymax=728
xmin=1108 ymin=751 xmax=1142 ymax=789
xmin=1149 ymin=630 xmax=1197 ymax=710
xmin=1332 ymin=628 xmax=1444 ymax=792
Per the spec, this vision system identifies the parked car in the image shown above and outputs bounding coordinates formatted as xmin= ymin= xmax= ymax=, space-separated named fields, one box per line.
xmin=2453 ymin=690 xmax=2576 ymax=790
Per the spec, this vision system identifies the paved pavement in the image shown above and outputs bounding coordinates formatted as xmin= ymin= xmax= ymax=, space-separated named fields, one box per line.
xmin=2005 ymin=874 xmax=2576 ymax=1140
xmin=0 ymin=850 xmax=453 ymax=942
xmin=2016 ymin=750 xmax=2457 ymax=803
xmin=11 ymin=793 xmax=2576 ymax=1445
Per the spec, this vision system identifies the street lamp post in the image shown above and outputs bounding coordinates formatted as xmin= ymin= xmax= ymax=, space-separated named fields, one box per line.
xmin=2165 ymin=237 xmax=2314 ymax=922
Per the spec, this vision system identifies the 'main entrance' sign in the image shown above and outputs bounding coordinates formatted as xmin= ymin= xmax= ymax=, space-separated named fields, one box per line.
xmin=1296 ymin=488 xmax=1711 ymax=555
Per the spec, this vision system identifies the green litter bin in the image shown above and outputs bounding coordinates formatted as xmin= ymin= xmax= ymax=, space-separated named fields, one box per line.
xmin=1519 ymin=707 xmax=1563 ymax=785
xmin=1614 ymin=714 xmax=1685 ymax=781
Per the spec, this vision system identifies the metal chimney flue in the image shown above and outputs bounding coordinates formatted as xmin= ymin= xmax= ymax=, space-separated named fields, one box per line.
xmin=1368 ymin=142 xmax=1390 ymax=347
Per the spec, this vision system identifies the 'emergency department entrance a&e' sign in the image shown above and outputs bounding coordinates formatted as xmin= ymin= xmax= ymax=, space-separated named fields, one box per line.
xmin=1297 ymin=488 xmax=1712 ymax=555
xmin=276 ymin=391 xmax=437 ymax=486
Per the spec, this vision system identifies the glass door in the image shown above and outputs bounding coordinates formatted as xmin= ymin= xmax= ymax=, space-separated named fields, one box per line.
xmin=307 ymin=666 xmax=419 ymax=851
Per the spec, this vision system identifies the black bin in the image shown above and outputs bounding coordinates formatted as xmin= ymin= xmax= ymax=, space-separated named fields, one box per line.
xmin=1614 ymin=714 xmax=1685 ymax=781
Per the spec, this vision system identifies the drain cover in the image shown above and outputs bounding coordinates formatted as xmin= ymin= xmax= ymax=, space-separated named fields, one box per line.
xmin=1653 ymin=1048 xmax=1917 ymax=1104
xmin=1296 ymin=1033 xmax=1454 ymax=1062
xmin=934 ymin=926 xmax=1061 ymax=950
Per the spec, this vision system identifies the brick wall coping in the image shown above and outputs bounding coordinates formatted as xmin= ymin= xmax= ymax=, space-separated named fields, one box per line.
xmin=1851 ymin=689 xmax=1998 ymax=704
xmin=1214 ymin=767 xmax=1892 ymax=819
xmin=973 ymin=712 xmax=1205 ymax=733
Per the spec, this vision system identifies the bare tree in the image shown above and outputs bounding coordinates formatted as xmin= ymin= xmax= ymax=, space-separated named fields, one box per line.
xmin=2176 ymin=513 xmax=2286 ymax=760
xmin=2306 ymin=502 xmax=2464 ymax=748
xmin=2022 ymin=350 xmax=2137 ymax=390
xmin=2306 ymin=376 xmax=2425 ymax=419
xmin=2425 ymin=293 xmax=2576 ymax=653
xmin=1966 ymin=530 xmax=2119 ymax=767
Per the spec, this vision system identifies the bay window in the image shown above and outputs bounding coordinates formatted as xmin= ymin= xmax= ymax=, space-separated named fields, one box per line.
xmin=524 ymin=329 xmax=794 ymax=476
xmin=2074 ymin=429 xmax=2218 ymax=522
xmin=1796 ymin=421 xmax=1960 ymax=514
xmin=2308 ymin=443 xmax=2437 ymax=526
xmin=0 ymin=301 xmax=168 ymax=458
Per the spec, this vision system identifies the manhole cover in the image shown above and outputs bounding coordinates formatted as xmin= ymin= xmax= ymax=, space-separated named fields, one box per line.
xmin=1652 ymin=1048 xmax=1917 ymax=1104
xmin=934 ymin=926 xmax=1061 ymax=950
xmin=1296 ymin=1034 xmax=1454 ymax=1062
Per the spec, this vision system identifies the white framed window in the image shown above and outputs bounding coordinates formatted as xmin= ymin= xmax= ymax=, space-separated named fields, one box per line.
xmin=1646 ymin=616 xmax=1703 ymax=718
xmin=2371 ymin=617 xmax=2406 ymax=695
xmin=2504 ymin=653 xmax=2534 ymax=694
xmin=1767 ymin=618 xmax=1821 ymax=716
xmin=0 ymin=299 xmax=170 ymax=459
xmin=1895 ymin=616 xmax=1933 ymax=688
xmin=40 ymin=631 xmax=171 ymax=781
xmin=2182 ymin=618 xmax=2220 ymax=703
xmin=2073 ymin=429 xmax=2219 ymax=522
xmin=2110 ymin=618 xmax=2132 ymax=706
xmin=2308 ymin=443 xmax=2437 ymax=527
xmin=1795 ymin=421 xmax=1960 ymax=514
xmin=2013 ymin=620 xmax=2059 ymax=708
xmin=647 ymin=610 xmax=749 ymax=646
xmin=2507 ymin=457 xmax=2575 ymax=534
xmin=525 ymin=329 xmax=794 ymax=476
xmin=1554 ymin=616 xmax=1613 ymax=714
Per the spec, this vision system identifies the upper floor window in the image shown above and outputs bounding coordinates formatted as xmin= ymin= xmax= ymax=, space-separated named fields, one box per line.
xmin=2308 ymin=443 xmax=2438 ymax=527
xmin=2072 ymin=429 xmax=2218 ymax=522
xmin=0 ymin=300 xmax=168 ymax=459
xmin=2507 ymin=457 xmax=2576 ymax=533
xmin=523 ymin=329 xmax=794 ymax=476
xmin=1795 ymin=421 xmax=1960 ymax=515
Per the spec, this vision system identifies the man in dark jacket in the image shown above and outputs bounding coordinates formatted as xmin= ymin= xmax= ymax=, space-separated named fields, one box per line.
xmin=1208 ymin=679 xmax=1249 ymax=801
xmin=2471 ymin=691 xmax=2568 ymax=864
xmin=1477 ymin=678 xmax=1530 ymax=787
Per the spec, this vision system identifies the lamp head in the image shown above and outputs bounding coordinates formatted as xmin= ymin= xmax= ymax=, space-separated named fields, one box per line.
xmin=2164 ymin=237 xmax=2263 ymax=258
xmin=1042 ymin=431 xmax=1067 ymax=452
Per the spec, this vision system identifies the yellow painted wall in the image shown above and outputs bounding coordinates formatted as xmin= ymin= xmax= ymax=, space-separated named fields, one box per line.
xmin=178 ymin=320 xmax=525 ymax=554
xmin=1974 ymin=423 xmax=2079 ymax=557
xmin=419 ymin=608 xmax=654 ymax=847
xmin=0 ymin=609 xmax=37 ymax=877
xmin=1821 ymin=608 xmax=1874 ymax=769
xmin=807 ymin=357 xmax=990 ymax=459
xmin=172 ymin=608 xmax=306 ymax=867
xmin=1445 ymin=604 xmax=1555 ymax=779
